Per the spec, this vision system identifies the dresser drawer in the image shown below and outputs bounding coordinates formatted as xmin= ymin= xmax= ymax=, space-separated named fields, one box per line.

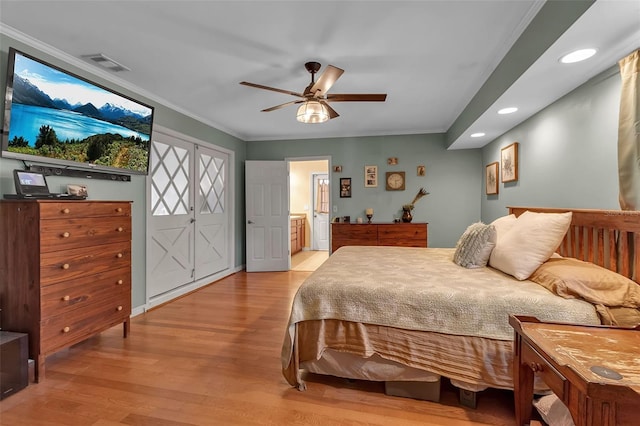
xmin=39 ymin=202 xmax=131 ymax=220
xmin=40 ymin=293 xmax=131 ymax=354
xmin=332 ymin=224 xmax=377 ymax=239
xmin=378 ymin=224 xmax=427 ymax=239
xmin=40 ymin=268 xmax=131 ymax=318
xmin=40 ymin=216 xmax=131 ymax=252
xmin=378 ymin=224 xmax=427 ymax=247
xmin=40 ymin=241 xmax=131 ymax=286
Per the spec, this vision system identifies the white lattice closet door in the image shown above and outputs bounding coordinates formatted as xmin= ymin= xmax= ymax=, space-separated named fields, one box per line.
xmin=194 ymin=145 xmax=229 ymax=279
xmin=148 ymin=137 xmax=194 ymax=298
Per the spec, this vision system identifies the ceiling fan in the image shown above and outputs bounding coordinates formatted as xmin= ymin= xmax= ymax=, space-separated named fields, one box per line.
xmin=240 ymin=62 xmax=387 ymax=123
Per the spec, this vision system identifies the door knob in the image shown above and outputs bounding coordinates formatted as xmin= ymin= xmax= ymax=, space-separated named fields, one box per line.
xmin=190 ymin=218 xmax=196 ymax=223
xmin=248 ymin=220 xmax=254 ymax=224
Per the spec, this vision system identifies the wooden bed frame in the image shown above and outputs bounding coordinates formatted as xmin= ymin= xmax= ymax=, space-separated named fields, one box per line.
xmin=509 ymin=207 xmax=640 ymax=284
xmin=284 ymin=207 xmax=640 ymax=406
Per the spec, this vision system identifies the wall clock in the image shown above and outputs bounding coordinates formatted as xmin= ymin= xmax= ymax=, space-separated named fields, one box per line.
xmin=385 ymin=171 xmax=405 ymax=191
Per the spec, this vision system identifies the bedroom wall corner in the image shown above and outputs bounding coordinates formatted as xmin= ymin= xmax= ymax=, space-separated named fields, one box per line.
xmin=0 ymin=32 xmax=248 ymax=310
xmin=480 ymin=66 xmax=621 ymax=223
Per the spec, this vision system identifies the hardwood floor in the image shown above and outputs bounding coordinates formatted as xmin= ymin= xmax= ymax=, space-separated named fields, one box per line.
xmin=291 ymin=250 xmax=329 ymax=271
xmin=0 ymin=271 xmax=520 ymax=425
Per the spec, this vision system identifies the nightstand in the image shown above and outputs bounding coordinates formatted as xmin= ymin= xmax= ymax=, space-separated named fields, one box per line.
xmin=509 ymin=315 xmax=640 ymax=426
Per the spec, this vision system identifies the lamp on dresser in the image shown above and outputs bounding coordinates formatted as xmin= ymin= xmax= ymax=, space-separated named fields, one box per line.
xmin=366 ymin=208 xmax=374 ymax=224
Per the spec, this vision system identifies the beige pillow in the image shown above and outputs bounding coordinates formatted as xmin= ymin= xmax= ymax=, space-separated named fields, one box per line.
xmin=490 ymin=214 xmax=517 ymax=241
xmin=530 ymin=257 xmax=640 ymax=308
xmin=489 ymin=211 xmax=572 ymax=280
xmin=453 ymin=222 xmax=496 ymax=268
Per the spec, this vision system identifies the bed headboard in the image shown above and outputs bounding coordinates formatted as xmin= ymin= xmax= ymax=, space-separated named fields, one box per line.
xmin=508 ymin=207 xmax=640 ymax=284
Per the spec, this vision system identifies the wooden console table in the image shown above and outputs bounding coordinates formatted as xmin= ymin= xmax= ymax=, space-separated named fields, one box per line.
xmin=510 ymin=315 xmax=640 ymax=426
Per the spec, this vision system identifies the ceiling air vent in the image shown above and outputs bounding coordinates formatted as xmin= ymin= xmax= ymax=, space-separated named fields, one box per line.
xmin=82 ymin=53 xmax=130 ymax=72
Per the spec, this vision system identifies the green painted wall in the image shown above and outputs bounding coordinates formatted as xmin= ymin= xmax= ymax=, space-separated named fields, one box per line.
xmin=481 ymin=67 xmax=621 ymax=222
xmin=247 ymin=133 xmax=482 ymax=248
xmin=0 ymin=34 xmax=247 ymax=310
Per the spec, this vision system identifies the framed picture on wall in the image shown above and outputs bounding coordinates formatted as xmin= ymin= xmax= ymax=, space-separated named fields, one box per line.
xmin=486 ymin=162 xmax=499 ymax=195
xmin=364 ymin=165 xmax=378 ymax=187
xmin=340 ymin=177 xmax=352 ymax=198
xmin=501 ymin=142 xmax=519 ymax=183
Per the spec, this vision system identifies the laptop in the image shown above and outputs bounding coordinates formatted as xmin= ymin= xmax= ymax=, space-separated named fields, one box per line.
xmin=3 ymin=169 xmax=86 ymax=200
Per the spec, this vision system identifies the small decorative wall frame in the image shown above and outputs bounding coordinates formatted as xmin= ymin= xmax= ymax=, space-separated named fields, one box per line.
xmin=486 ymin=162 xmax=499 ymax=195
xmin=501 ymin=142 xmax=519 ymax=183
xmin=333 ymin=165 xmax=342 ymax=173
xmin=387 ymin=157 xmax=398 ymax=165
xmin=364 ymin=165 xmax=378 ymax=187
xmin=340 ymin=177 xmax=352 ymax=198
xmin=417 ymin=165 xmax=425 ymax=176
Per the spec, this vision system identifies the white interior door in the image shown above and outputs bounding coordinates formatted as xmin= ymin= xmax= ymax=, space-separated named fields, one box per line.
xmin=245 ymin=160 xmax=289 ymax=272
xmin=312 ymin=173 xmax=329 ymax=251
xmin=148 ymin=135 xmax=194 ymax=297
xmin=195 ymin=145 xmax=229 ymax=280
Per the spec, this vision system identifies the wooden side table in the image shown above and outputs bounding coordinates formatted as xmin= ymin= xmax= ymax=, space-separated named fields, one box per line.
xmin=509 ymin=315 xmax=640 ymax=426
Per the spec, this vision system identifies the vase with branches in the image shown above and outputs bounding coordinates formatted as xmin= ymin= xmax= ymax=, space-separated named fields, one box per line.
xmin=401 ymin=187 xmax=429 ymax=222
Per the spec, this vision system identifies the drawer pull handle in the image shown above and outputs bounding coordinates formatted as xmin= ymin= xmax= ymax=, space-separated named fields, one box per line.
xmin=62 ymin=232 xmax=70 ymax=238
xmin=62 ymin=326 xmax=70 ymax=333
xmin=62 ymin=295 xmax=70 ymax=301
xmin=62 ymin=263 xmax=70 ymax=270
xmin=61 ymin=208 xmax=70 ymax=214
xmin=529 ymin=362 xmax=544 ymax=373
xmin=116 ymin=253 xmax=123 ymax=258
xmin=117 ymin=279 xmax=123 ymax=285
xmin=116 ymin=207 xmax=123 ymax=213
xmin=117 ymin=227 xmax=124 ymax=232
xmin=117 ymin=305 xmax=123 ymax=311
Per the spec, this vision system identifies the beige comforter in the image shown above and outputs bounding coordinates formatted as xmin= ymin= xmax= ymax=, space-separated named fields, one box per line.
xmin=281 ymin=246 xmax=605 ymax=390
xmin=286 ymin=246 xmax=598 ymax=336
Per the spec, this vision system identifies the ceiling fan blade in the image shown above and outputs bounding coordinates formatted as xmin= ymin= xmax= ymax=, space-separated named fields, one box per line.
xmin=320 ymin=101 xmax=340 ymax=119
xmin=326 ymin=93 xmax=387 ymax=102
xmin=261 ymin=100 xmax=304 ymax=112
xmin=240 ymin=81 xmax=304 ymax=98
xmin=310 ymin=65 xmax=344 ymax=97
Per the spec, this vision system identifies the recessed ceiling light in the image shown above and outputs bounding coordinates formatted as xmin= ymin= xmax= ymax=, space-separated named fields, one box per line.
xmin=498 ymin=107 xmax=518 ymax=115
xmin=470 ymin=132 xmax=485 ymax=138
xmin=559 ymin=48 xmax=597 ymax=64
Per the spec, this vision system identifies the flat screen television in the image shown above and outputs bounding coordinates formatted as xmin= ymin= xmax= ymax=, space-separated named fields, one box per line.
xmin=1 ymin=47 xmax=154 ymax=175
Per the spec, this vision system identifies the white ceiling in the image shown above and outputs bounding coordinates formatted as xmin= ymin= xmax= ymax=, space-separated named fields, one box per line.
xmin=0 ymin=1 xmax=638 ymax=148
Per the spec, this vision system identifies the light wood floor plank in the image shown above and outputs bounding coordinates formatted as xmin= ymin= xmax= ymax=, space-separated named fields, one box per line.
xmin=0 ymin=270 xmax=523 ymax=425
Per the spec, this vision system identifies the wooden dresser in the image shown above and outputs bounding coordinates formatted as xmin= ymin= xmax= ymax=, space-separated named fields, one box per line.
xmin=291 ymin=215 xmax=306 ymax=255
xmin=0 ymin=200 xmax=132 ymax=382
xmin=331 ymin=222 xmax=428 ymax=252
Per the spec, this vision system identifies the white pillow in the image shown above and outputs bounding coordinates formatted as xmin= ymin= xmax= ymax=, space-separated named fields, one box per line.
xmin=489 ymin=211 xmax=572 ymax=280
xmin=490 ymin=214 xmax=517 ymax=241
xmin=453 ymin=222 xmax=497 ymax=268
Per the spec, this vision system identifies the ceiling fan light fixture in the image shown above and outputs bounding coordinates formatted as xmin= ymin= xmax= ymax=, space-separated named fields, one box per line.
xmin=296 ymin=100 xmax=329 ymax=123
